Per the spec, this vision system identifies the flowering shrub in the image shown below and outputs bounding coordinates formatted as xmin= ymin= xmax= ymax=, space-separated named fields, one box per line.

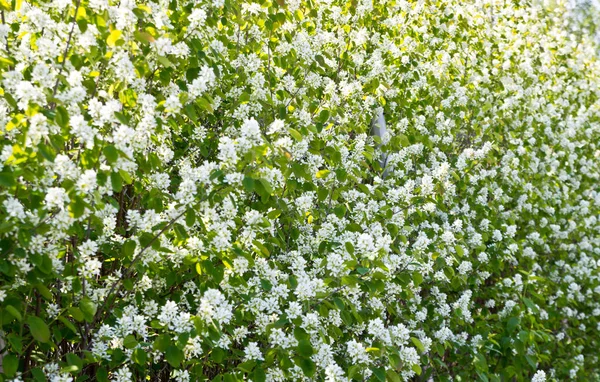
xmin=0 ymin=0 xmax=599 ymax=381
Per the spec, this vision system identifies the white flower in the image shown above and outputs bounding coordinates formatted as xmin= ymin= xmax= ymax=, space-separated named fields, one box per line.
xmin=218 ymin=137 xmax=238 ymax=166
xmin=45 ymin=187 xmax=69 ymax=210
xmin=76 ymin=170 xmax=98 ymax=194
xmin=0 ymin=145 xmax=13 ymax=163
xmin=3 ymin=197 xmax=26 ymax=221
xmin=189 ymin=66 xmax=216 ymax=98
xmin=267 ymin=119 xmax=285 ymax=135
xmin=243 ymin=341 xmax=264 ymax=361
xmin=198 ymin=289 xmax=233 ymax=325
xmin=532 ymin=370 xmax=546 ymax=382
xmin=171 ymin=370 xmax=190 ymax=382
xmin=441 ymin=230 xmax=455 ymax=245
xmin=189 ymin=8 xmax=207 ymax=30
xmin=346 ymin=340 xmax=370 ymax=364
xmin=111 ymin=367 xmax=132 ymax=382
xmin=81 ymin=258 xmax=102 ymax=278
xmin=457 ymin=261 xmax=472 ymax=275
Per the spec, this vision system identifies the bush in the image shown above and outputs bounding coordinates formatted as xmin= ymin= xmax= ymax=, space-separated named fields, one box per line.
xmin=0 ymin=0 xmax=599 ymax=381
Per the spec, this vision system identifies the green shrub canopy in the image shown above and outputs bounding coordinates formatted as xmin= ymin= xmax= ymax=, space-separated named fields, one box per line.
xmin=0 ymin=0 xmax=599 ymax=381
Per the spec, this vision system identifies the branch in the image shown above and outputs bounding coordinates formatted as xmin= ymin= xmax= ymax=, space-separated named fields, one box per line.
xmin=90 ymin=208 xmax=188 ymax=330
xmin=50 ymin=0 xmax=82 ymax=108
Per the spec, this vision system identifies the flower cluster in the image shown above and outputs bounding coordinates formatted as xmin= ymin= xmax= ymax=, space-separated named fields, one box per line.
xmin=0 ymin=0 xmax=599 ymax=381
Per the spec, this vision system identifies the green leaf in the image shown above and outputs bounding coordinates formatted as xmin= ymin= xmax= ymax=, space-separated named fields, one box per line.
xmin=60 ymin=365 xmax=80 ymax=373
xmin=80 ymin=297 xmax=97 ymax=323
xmin=55 ymin=106 xmax=70 ymax=128
xmin=133 ymin=348 xmax=148 ymax=365
xmin=315 ymin=55 xmax=326 ymax=67
xmin=174 ymin=223 xmax=189 ymax=240
xmin=37 ymin=143 xmax=56 ymax=162
xmin=239 ymin=92 xmax=250 ymax=103
xmin=165 ymin=345 xmax=184 ymax=367
xmin=267 ymin=209 xmax=281 ymax=219
xmin=69 ymin=307 xmax=84 ymax=322
xmin=294 ymin=357 xmax=316 ymax=377
xmin=237 ymin=360 xmax=256 ymax=373
xmin=253 ymin=366 xmax=267 ymax=382
xmin=186 ymin=208 xmax=196 ymax=227
xmin=6 ymin=305 xmax=22 ymax=321
xmin=333 ymin=297 xmax=345 ymax=310
xmin=6 ymin=334 xmax=22 ymax=354
xmin=289 ymin=128 xmax=303 ymax=141
xmin=345 ymin=242 xmax=354 ymax=255
xmin=455 ymin=245 xmax=465 ymax=258
xmin=134 ymin=30 xmax=155 ymax=44
xmin=27 ymin=316 xmax=50 ymax=343
xmin=293 ymin=327 xmax=309 ymax=341
xmin=297 ymin=339 xmax=314 ymax=357
xmin=103 ymin=145 xmax=119 ymax=163
xmin=77 ymin=18 xmax=87 ymax=33
xmin=111 ymin=171 xmax=123 ymax=192
xmin=333 ymin=204 xmax=346 ymax=218
xmin=523 ymin=297 xmax=538 ymax=313
xmin=260 ymin=279 xmax=273 ymax=291
xmin=58 ymin=316 xmax=78 ymax=334
xmin=411 ymin=363 xmax=422 ymax=376
xmin=0 ymin=172 xmax=15 ymax=187
xmin=196 ymin=96 xmax=214 ymax=112
xmin=68 ymin=196 xmax=86 ymax=219
xmin=243 ymin=177 xmax=255 ymax=193
xmin=507 ymin=317 xmax=520 ymax=333
xmin=211 ymin=347 xmax=226 ymax=363
xmin=153 ymin=334 xmax=171 ymax=352
xmin=413 ymin=272 xmax=423 ymax=286
xmin=474 ymin=353 xmax=488 ymax=373
xmin=341 ymin=275 xmax=358 ymax=286
xmin=386 ymin=369 xmax=402 ymax=382
xmin=122 ymin=239 xmax=136 ymax=259
xmin=3 ymin=353 xmax=18 ymax=377
xmin=123 ymin=334 xmax=138 ymax=349
xmin=258 ymin=179 xmax=273 ymax=195
xmin=335 ymin=168 xmax=347 ymax=182
xmin=371 ymin=367 xmax=386 ymax=382
xmin=119 ymin=169 xmax=133 ymax=184
xmin=157 ymin=55 xmax=173 ymax=68
xmin=253 ymin=240 xmax=270 ymax=257
xmin=114 ymin=112 xmax=130 ymax=125
xmin=31 ymin=368 xmax=45 ymax=381
xmin=410 ymin=337 xmax=425 ymax=353
xmin=66 ymin=353 xmax=83 ymax=372
xmin=96 ymin=368 xmax=109 ymax=382
xmin=35 ymin=284 xmax=53 ymax=300
xmin=318 ymin=109 xmax=330 ymax=124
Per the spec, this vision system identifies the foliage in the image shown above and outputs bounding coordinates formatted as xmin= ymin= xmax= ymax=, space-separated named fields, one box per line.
xmin=0 ymin=0 xmax=599 ymax=381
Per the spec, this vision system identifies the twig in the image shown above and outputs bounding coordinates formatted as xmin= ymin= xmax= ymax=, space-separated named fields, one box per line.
xmin=1 ymin=10 xmax=11 ymax=64
xmin=90 ymin=208 xmax=188 ymax=331
xmin=50 ymin=0 xmax=82 ymax=108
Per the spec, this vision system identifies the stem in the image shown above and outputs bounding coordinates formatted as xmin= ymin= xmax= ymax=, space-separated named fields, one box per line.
xmin=1 ymin=10 xmax=11 ymax=64
xmin=90 ymin=208 xmax=188 ymax=332
xmin=50 ymin=0 xmax=82 ymax=107
xmin=266 ymin=31 xmax=275 ymax=120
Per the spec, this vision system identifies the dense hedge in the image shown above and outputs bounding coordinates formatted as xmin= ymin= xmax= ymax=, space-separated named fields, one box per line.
xmin=0 ymin=0 xmax=599 ymax=381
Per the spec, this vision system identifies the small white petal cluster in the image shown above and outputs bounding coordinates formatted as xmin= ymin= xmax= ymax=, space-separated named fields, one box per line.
xmin=0 ymin=0 xmax=599 ymax=380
